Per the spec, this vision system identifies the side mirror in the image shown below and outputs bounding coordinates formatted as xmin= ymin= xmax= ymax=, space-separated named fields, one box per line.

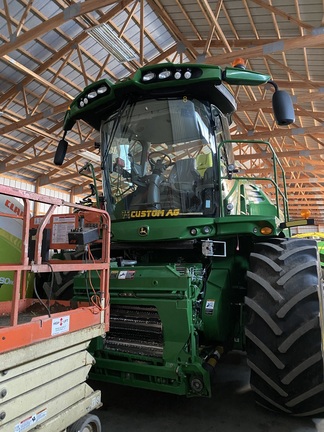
xmin=272 ymin=90 xmax=295 ymax=126
xmin=54 ymin=139 xmax=68 ymax=166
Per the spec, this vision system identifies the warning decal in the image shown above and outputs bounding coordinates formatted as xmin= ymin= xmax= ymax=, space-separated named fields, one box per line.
xmin=51 ymin=315 xmax=70 ymax=336
xmin=205 ymin=299 xmax=215 ymax=315
xmin=14 ymin=408 xmax=47 ymax=431
xmin=118 ymin=270 xmax=135 ymax=279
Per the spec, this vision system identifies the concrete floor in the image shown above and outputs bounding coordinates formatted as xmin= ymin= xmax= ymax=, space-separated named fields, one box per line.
xmin=90 ymin=352 xmax=324 ymax=432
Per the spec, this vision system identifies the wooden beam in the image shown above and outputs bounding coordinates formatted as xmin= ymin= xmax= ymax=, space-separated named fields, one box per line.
xmin=250 ymin=0 xmax=313 ymax=30
xmin=140 ymin=0 xmax=144 ymax=65
xmin=286 ymin=178 xmax=324 ymax=184
xmin=0 ymin=140 xmax=95 ymax=175
xmin=267 ymin=80 xmax=324 ymax=89
xmin=235 ymin=147 xmax=324 ymax=161
xmin=146 ymin=44 xmax=179 ymax=65
xmin=289 ymin=204 xmax=324 ymax=208
xmin=146 ymin=0 xmax=197 ymax=60
xmin=205 ymin=30 xmax=324 ymax=65
xmin=15 ymin=0 xmax=35 ymax=37
xmin=46 ymin=165 xmax=102 ymax=186
xmin=287 ymin=187 xmax=324 ymax=192
xmin=198 ymin=0 xmax=232 ymax=52
xmin=0 ymin=0 xmax=124 ymax=57
xmin=3 ymin=55 xmax=74 ymax=100
xmin=236 ymin=125 xmax=324 ymax=140
xmin=240 ymin=165 xmax=324 ymax=175
xmin=0 ymin=102 xmax=69 ymax=135
xmin=190 ymin=38 xmax=279 ymax=48
xmin=3 ymin=0 xmax=13 ymax=36
xmin=0 ymin=0 xmax=134 ymax=106
xmin=238 ymin=86 xmax=324 ymax=114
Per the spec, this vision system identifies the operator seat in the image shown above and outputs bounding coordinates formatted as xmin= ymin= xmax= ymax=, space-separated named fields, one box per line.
xmin=196 ymin=153 xmax=213 ymax=177
xmin=169 ymin=159 xmax=201 ymax=191
xmin=168 ymin=159 xmax=202 ymax=211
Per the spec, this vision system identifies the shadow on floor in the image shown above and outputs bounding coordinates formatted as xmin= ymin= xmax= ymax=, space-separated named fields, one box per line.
xmin=89 ymin=351 xmax=322 ymax=432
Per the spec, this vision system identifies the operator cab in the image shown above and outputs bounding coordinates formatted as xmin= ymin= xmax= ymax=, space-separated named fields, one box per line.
xmin=101 ymin=97 xmax=233 ymax=220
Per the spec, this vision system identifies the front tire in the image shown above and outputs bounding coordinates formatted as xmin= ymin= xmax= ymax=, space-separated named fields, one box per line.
xmin=246 ymin=238 xmax=324 ymax=416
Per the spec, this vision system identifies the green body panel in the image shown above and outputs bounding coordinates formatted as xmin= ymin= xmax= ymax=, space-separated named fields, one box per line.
xmin=317 ymin=241 xmax=324 ymax=267
xmin=222 ymin=66 xmax=270 ymax=85
xmin=111 ymin=213 xmax=281 ymax=243
xmin=111 ymin=217 xmax=216 ymax=242
xmin=215 ymin=215 xmax=279 ymax=236
xmin=75 ymin=256 xmax=247 ymax=395
xmin=202 ymin=262 xmax=234 ymax=342
xmin=0 ymin=228 xmax=21 ymax=301
xmin=0 ymin=199 xmax=34 ymax=302
xmin=75 ymin=264 xmax=216 ymax=396
xmin=224 ymin=179 xmax=278 ymax=216
xmin=0 ymin=221 xmax=33 ymax=301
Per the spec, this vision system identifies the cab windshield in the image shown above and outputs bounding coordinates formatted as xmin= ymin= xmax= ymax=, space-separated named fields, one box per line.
xmin=101 ymin=98 xmax=225 ymax=220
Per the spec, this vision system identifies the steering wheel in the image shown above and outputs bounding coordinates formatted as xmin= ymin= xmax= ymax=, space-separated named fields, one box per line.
xmin=148 ymin=151 xmax=172 ymax=170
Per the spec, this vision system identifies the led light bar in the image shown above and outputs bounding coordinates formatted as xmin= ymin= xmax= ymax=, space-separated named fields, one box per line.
xmin=141 ymin=66 xmax=201 ymax=83
xmin=78 ymin=83 xmax=109 ymax=108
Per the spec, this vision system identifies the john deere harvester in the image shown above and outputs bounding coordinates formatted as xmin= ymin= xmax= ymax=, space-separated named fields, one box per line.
xmin=54 ymin=62 xmax=324 ymax=416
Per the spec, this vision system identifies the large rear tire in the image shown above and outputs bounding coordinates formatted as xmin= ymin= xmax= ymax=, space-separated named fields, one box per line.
xmin=246 ymin=238 xmax=324 ymax=416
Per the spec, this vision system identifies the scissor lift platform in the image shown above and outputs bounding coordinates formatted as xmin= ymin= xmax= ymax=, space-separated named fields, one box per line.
xmin=0 ymin=185 xmax=110 ymax=432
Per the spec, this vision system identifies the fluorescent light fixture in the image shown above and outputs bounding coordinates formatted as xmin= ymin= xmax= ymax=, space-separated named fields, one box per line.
xmin=86 ymin=23 xmax=136 ymax=63
xmin=80 ymin=150 xmax=101 ymax=163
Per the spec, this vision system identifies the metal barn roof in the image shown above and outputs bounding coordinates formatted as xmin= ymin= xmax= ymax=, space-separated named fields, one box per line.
xmin=0 ymin=0 xmax=324 ymax=222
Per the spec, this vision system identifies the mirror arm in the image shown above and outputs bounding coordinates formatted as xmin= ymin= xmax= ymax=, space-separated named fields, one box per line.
xmin=267 ymin=80 xmax=279 ymax=92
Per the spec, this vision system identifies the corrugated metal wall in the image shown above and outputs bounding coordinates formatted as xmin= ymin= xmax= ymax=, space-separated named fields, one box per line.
xmin=0 ymin=176 xmax=83 ymax=215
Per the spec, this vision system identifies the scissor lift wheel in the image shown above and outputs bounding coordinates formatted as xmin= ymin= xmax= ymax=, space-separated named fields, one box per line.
xmin=68 ymin=414 xmax=101 ymax=432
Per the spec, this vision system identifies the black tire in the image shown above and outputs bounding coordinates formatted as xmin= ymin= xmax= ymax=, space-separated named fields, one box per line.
xmin=68 ymin=414 xmax=101 ymax=432
xmin=246 ymin=238 xmax=324 ymax=416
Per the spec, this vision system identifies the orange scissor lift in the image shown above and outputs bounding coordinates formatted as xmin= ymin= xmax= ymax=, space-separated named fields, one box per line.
xmin=0 ymin=185 xmax=110 ymax=432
